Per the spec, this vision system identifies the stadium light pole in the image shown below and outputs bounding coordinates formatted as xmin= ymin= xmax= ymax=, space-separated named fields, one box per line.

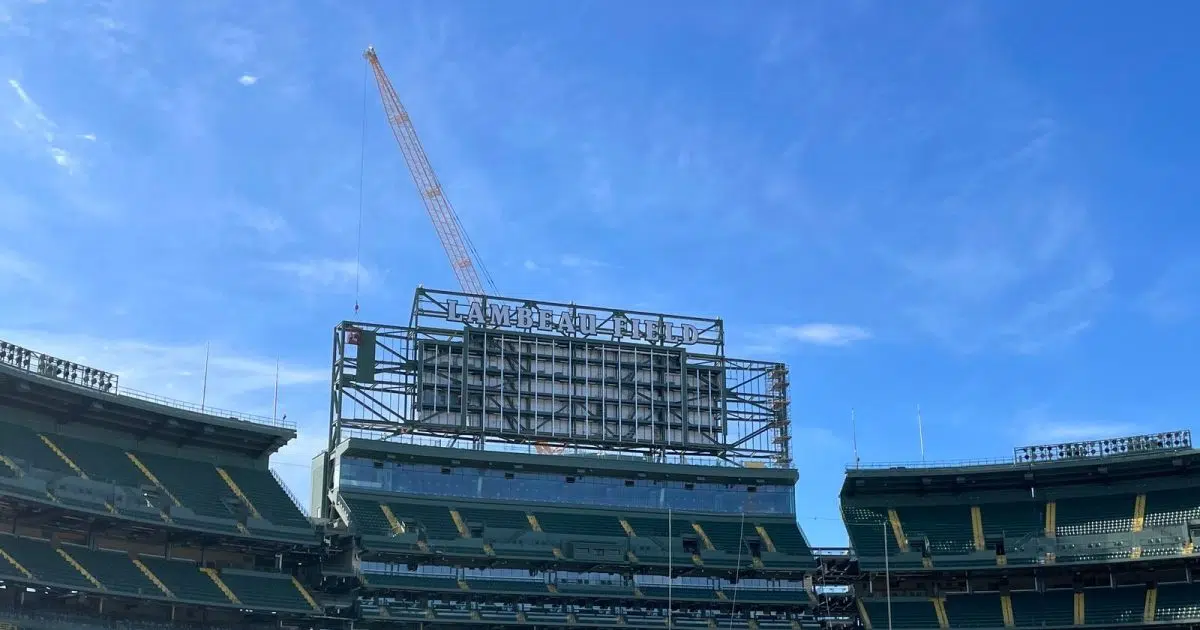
xmin=883 ymin=521 xmax=893 ymax=630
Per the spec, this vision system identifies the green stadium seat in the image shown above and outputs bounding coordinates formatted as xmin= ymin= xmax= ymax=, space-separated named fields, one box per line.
xmin=1056 ymin=495 xmax=1135 ymax=536
xmin=136 ymin=555 xmax=228 ymax=605
xmin=388 ymin=502 xmax=459 ymax=540
xmin=221 ymin=466 xmax=310 ymax=529
xmin=456 ymin=505 xmax=530 ymax=533
xmin=944 ymin=593 xmax=1004 ymax=628
xmin=0 ymin=535 xmax=93 ymax=589
xmin=624 ymin=514 xmax=688 ymax=539
xmin=696 ymin=519 xmax=748 ymax=552
xmin=758 ymin=519 xmax=812 ymax=557
xmin=220 ymin=570 xmax=313 ymax=612
xmin=63 ymin=545 xmax=162 ymax=597
xmin=1010 ymin=590 xmax=1074 ymax=628
xmin=1143 ymin=487 xmax=1200 ymax=528
xmin=639 ymin=585 xmax=714 ymax=601
xmin=1084 ymin=586 xmax=1144 ymax=625
xmin=49 ymin=434 xmax=146 ymax=487
xmin=133 ymin=452 xmax=240 ymax=520
xmin=735 ymin=588 xmax=800 ymax=604
xmin=980 ymin=501 xmax=1042 ymax=541
xmin=362 ymin=572 xmax=459 ymax=591
xmin=537 ymin=510 xmax=624 ymax=537
xmin=0 ymin=422 xmax=67 ymax=475
xmin=557 ymin=580 xmax=634 ymax=597
xmin=462 ymin=578 xmax=546 ymax=595
xmin=897 ymin=505 xmax=976 ymax=556
xmin=842 ymin=506 xmax=892 ymax=558
xmin=344 ymin=496 xmax=393 ymax=537
xmin=862 ymin=598 xmax=938 ymax=629
xmin=1155 ymin=582 xmax=1200 ymax=622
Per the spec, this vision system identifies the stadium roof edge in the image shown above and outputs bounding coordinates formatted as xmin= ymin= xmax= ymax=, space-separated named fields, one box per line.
xmin=0 ymin=363 xmax=296 ymax=459
xmin=334 ymin=438 xmax=800 ymax=484
xmin=840 ymin=447 xmax=1200 ymax=498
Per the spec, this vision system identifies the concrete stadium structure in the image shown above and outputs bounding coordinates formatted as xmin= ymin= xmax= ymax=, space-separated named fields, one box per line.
xmin=0 ymin=288 xmax=1198 ymax=630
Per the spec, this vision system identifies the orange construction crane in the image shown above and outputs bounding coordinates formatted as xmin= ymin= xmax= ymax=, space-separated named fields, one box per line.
xmin=363 ymin=46 xmax=496 ymax=296
xmin=363 ymin=46 xmax=560 ymax=456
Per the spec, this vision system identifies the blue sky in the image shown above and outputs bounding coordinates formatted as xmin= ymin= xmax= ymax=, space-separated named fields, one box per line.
xmin=2 ymin=0 xmax=1198 ymax=547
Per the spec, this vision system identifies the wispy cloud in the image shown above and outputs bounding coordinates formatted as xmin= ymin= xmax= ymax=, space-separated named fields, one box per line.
xmin=775 ymin=323 xmax=872 ymax=347
xmin=5 ymin=78 xmax=80 ymax=173
xmin=238 ymin=74 xmax=258 ymax=86
xmin=1014 ymin=406 xmax=1139 ymax=445
xmin=269 ymin=259 xmax=368 ymax=291
xmin=560 ymin=254 xmax=607 ymax=269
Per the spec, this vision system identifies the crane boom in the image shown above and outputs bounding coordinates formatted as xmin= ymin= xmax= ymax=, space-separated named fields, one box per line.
xmin=363 ymin=46 xmax=494 ymax=296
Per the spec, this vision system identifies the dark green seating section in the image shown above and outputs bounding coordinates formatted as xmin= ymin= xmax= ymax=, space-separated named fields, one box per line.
xmin=862 ymin=599 xmax=937 ymax=629
xmin=696 ymin=519 xmax=746 ymax=552
xmin=760 ymin=519 xmax=811 ymax=556
xmin=64 ymin=545 xmax=160 ymax=597
xmin=1156 ymin=583 xmax=1200 ymax=622
xmin=220 ymin=571 xmax=311 ymax=611
xmin=842 ymin=506 xmax=891 ymax=557
xmin=1084 ymin=586 xmax=1144 ymax=625
xmin=136 ymin=555 xmax=227 ymax=605
xmin=897 ymin=505 xmax=975 ymax=555
xmin=51 ymin=433 xmax=145 ymax=487
xmin=0 ymin=421 xmax=66 ymax=474
xmin=1144 ymin=488 xmax=1200 ymax=528
xmin=389 ymin=502 xmax=459 ymax=539
xmin=362 ymin=572 xmax=459 ymax=591
xmin=537 ymin=510 xmax=623 ymax=537
xmin=944 ymin=593 xmax=1003 ymax=628
xmin=0 ymin=534 xmax=91 ymax=589
xmin=222 ymin=466 xmax=310 ymax=529
xmin=624 ymin=515 xmax=679 ymax=538
xmin=346 ymin=497 xmax=393 ymax=536
xmin=133 ymin=452 xmax=236 ymax=519
xmin=463 ymin=578 xmax=546 ymax=594
xmin=457 ymin=505 xmax=529 ymax=532
xmin=1055 ymin=495 xmax=1134 ymax=536
xmin=1010 ymin=590 xmax=1074 ymax=628
xmin=980 ymin=501 xmax=1041 ymax=540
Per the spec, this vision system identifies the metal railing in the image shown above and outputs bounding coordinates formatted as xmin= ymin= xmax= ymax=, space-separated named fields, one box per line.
xmin=0 ymin=339 xmax=296 ymax=431
xmin=118 ymin=387 xmax=295 ymax=430
xmin=271 ymin=467 xmax=310 ymax=517
xmin=846 ymin=456 xmax=1017 ymax=471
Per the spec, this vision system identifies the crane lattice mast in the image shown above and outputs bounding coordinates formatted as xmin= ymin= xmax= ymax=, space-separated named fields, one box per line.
xmin=363 ymin=46 xmax=496 ymax=296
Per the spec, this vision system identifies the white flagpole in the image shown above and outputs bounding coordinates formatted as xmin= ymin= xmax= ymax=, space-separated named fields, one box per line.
xmin=668 ymin=508 xmax=673 ymax=628
xmin=272 ymin=360 xmax=280 ymax=421
xmin=852 ymin=408 xmax=861 ymax=468
xmin=917 ymin=404 xmax=926 ymax=463
xmin=200 ymin=343 xmax=211 ymax=412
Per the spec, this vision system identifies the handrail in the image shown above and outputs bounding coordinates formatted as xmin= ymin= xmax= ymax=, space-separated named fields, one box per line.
xmin=847 ymin=457 xmax=1017 ymax=470
xmin=271 ymin=467 xmax=310 ymax=518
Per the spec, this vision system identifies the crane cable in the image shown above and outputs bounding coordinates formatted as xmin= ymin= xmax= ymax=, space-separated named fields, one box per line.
xmin=354 ymin=54 xmax=370 ymax=315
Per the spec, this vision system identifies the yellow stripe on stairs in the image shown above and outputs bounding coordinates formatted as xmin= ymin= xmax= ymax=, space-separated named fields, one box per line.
xmin=970 ymin=506 xmax=985 ymax=551
xmin=526 ymin=513 xmax=544 ymax=532
xmin=856 ymin=599 xmax=873 ymax=630
xmin=0 ymin=547 xmax=32 ymax=579
xmin=620 ymin=517 xmax=636 ymax=536
xmin=931 ymin=597 xmax=949 ymax=629
xmin=1044 ymin=501 xmax=1057 ymax=537
xmin=216 ymin=467 xmax=261 ymax=520
xmin=57 ymin=547 xmax=103 ymax=590
xmin=449 ymin=509 xmax=470 ymax=538
xmin=754 ymin=525 xmax=777 ymax=553
xmin=126 ymin=453 xmax=181 ymax=507
xmin=380 ymin=504 xmax=405 ymax=535
xmin=291 ymin=576 xmax=321 ymax=611
xmin=691 ymin=523 xmax=715 ymax=550
xmin=200 ymin=567 xmax=241 ymax=605
xmin=1001 ymin=594 xmax=1014 ymax=628
xmin=131 ymin=556 xmax=174 ymax=598
xmin=1073 ymin=591 xmax=1085 ymax=625
xmin=1133 ymin=494 xmax=1146 ymax=532
xmin=887 ymin=509 xmax=910 ymax=552
xmin=39 ymin=435 xmax=88 ymax=479
xmin=1143 ymin=585 xmax=1157 ymax=622
xmin=0 ymin=455 xmax=24 ymax=477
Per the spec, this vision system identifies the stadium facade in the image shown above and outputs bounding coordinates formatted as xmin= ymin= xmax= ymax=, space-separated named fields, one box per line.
xmin=0 ymin=286 xmax=1199 ymax=629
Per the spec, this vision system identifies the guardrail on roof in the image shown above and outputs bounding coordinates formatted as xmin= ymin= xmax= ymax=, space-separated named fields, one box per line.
xmin=846 ymin=456 xmax=1019 ymax=470
xmin=0 ymin=340 xmax=296 ymax=431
